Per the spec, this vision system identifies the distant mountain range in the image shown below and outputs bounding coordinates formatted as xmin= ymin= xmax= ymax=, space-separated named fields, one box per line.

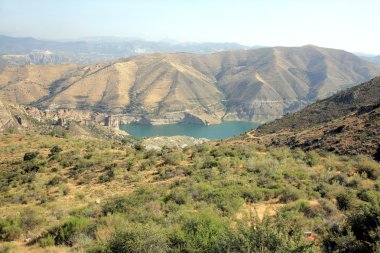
xmin=1 ymin=45 xmax=379 ymax=124
xmin=359 ymin=55 xmax=380 ymax=64
xmin=354 ymin=52 xmax=380 ymax=64
xmin=252 ymin=76 xmax=380 ymax=158
xmin=0 ymin=35 xmax=252 ymax=66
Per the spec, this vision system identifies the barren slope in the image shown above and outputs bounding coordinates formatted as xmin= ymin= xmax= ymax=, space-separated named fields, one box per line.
xmin=0 ymin=64 xmax=76 ymax=104
xmin=1 ymin=46 xmax=379 ymax=123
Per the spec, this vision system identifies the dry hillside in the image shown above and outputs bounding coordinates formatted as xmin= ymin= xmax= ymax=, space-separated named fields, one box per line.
xmin=250 ymin=76 xmax=380 ymax=158
xmin=1 ymin=46 xmax=379 ymax=123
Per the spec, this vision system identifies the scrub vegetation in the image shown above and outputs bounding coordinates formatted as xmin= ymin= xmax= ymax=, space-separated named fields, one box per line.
xmin=0 ymin=133 xmax=379 ymax=252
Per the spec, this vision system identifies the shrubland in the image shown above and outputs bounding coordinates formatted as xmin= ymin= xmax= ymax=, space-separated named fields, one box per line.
xmin=0 ymin=133 xmax=379 ymax=252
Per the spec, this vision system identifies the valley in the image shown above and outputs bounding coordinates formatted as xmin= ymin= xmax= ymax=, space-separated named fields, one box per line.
xmin=2 ymin=0 xmax=380 ymax=252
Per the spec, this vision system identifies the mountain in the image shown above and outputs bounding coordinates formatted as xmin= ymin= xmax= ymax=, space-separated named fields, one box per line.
xmin=355 ymin=52 xmax=380 ymax=64
xmin=1 ymin=45 xmax=380 ymax=124
xmin=0 ymin=35 xmax=250 ymax=66
xmin=250 ymin=76 xmax=380 ymax=158
xmin=0 ymin=64 xmax=77 ymax=104
xmin=361 ymin=55 xmax=380 ymax=64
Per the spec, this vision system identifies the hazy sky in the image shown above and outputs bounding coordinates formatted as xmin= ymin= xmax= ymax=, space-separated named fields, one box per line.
xmin=0 ymin=0 xmax=379 ymax=54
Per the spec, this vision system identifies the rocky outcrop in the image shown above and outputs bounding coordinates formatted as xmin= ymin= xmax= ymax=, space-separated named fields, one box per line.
xmin=14 ymin=115 xmax=27 ymax=127
xmin=143 ymin=136 xmax=208 ymax=150
xmin=104 ymin=115 xmax=120 ymax=128
xmin=0 ymin=99 xmax=15 ymax=131
xmin=25 ymin=107 xmax=103 ymax=125
xmin=56 ymin=118 xmax=66 ymax=126
xmin=183 ymin=113 xmax=209 ymax=125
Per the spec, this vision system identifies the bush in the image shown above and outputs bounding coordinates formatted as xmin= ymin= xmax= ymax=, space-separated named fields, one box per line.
xmin=49 ymin=146 xmax=62 ymax=157
xmin=0 ymin=217 xmax=21 ymax=241
xmin=169 ymin=211 xmax=233 ymax=252
xmin=23 ymin=152 xmax=39 ymax=161
xmin=164 ymin=192 xmax=187 ymax=205
xmin=348 ymin=204 xmax=380 ymax=251
xmin=90 ymin=223 xmax=168 ymax=253
xmin=102 ymin=196 xmax=131 ymax=214
xmin=20 ymin=207 xmax=45 ymax=231
xmin=279 ymin=187 xmax=303 ymax=203
xmin=24 ymin=164 xmax=40 ymax=173
xmin=134 ymin=143 xmax=144 ymax=151
xmin=0 ymin=243 xmax=12 ymax=253
xmin=47 ymin=176 xmax=67 ymax=186
xmin=98 ymin=169 xmax=115 ymax=183
xmin=42 ymin=216 xmax=94 ymax=246
xmin=39 ymin=234 xmax=55 ymax=247
xmin=163 ymin=152 xmax=182 ymax=166
xmin=357 ymin=158 xmax=380 ymax=180
xmin=336 ymin=192 xmax=353 ymax=211
xmin=323 ymin=204 xmax=380 ymax=252
xmin=235 ymin=214 xmax=317 ymax=252
xmin=241 ymin=188 xmax=264 ymax=203
xmin=305 ymin=150 xmax=320 ymax=167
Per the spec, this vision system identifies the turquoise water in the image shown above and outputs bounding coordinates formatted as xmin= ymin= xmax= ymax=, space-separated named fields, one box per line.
xmin=120 ymin=121 xmax=259 ymax=140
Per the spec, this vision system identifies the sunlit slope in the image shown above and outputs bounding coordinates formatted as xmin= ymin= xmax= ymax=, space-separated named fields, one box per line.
xmin=1 ymin=45 xmax=379 ymax=122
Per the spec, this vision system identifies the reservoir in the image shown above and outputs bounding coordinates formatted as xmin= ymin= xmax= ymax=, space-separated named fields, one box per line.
xmin=120 ymin=121 xmax=260 ymax=140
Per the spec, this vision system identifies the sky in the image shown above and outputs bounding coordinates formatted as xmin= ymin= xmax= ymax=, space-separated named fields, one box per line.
xmin=0 ymin=0 xmax=379 ymax=54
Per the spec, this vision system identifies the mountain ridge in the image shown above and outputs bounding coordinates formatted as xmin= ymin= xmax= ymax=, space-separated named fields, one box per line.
xmin=0 ymin=35 xmax=251 ymax=66
xmin=1 ymin=45 xmax=380 ymax=124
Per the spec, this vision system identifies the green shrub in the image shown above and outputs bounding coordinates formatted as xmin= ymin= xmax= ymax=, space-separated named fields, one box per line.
xmin=358 ymin=190 xmax=380 ymax=206
xmin=163 ymin=152 xmax=183 ymax=166
xmin=102 ymin=196 xmax=131 ymax=214
xmin=305 ymin=150 xmax=320 ymax=167
xmin=48 ymin=146 xmax=62 ymax=157
xmin=164 ymin=192 xmax=187 ymax=205
xmin=169 ymin=211 xmax=233 ymax=252
xmin=90 ymin=223 xmax=168 ymax=253
xmin=235 ymin=214 xmax=317 ymax=252
xmin=24 ymin=164 xmax=40 ymax=173
xmin=348 ymin=204 xmax=380 ymax=251
xmin=47 ymin=176 xmax=67 ymax=186
xmin=98 ymin=169 xmax=115 ymax=183
xmin=23 ymin=152 xmax=39 ymax=161
xmin=20 ymin=207 xmax=45 ymax=231
xmin=39 ymin=234 xmax=55 ymax=247
xmin=43 ymin=216 xmax=94 ymax=246
xmin=279 ymin=187 xmax=303 ymax=203
xmin=134 ymin=143 xmax=144 ymax=151
xmin=0 ymin=243 xmax=12 ymax=253
xmin=323 ymin=204 xmax=380 ymax=252
xmin=357 ymin=158 xmax=380 ymax=180
xmin=336 ymin=192 xmax=353 ymax=211
xmin=0 ymin=217 xmax=21 ymax=241
xmin=241 ymin=188 xmax=264 ymax=203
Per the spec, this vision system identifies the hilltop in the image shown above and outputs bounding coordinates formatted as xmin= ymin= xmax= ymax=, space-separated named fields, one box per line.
xmin=1 ymin=45 xmax=380 ymax=124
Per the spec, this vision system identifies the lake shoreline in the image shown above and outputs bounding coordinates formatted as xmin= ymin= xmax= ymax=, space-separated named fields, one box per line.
xmin=119 ymin=121 xmax=260 ymax=140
